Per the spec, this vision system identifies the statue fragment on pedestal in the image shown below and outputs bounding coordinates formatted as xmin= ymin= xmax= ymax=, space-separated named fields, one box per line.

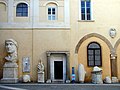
xmin=91 ymin=66 xmax=103 ymax=84
xmin=38 ymin=60 xmax=44 ymax=73
xmin=1 ymin=39 xmax=18 ymax=83
xmin=37 ymin=60 xmax=45 ymax=83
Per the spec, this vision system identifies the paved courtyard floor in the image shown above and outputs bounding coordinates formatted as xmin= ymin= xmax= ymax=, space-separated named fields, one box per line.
xmin=0 ymin=83 xmax=120 ymax=90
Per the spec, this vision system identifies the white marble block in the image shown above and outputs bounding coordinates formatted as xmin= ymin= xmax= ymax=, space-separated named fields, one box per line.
xmin=91 ymin=66 xmax=103 ymax=84
xmin=111 ymin=77 xmax=119 ymax=83
xmin=104 ymin=76 xmax=111 ymax=83
xmin=23 ymin=57 xmax=30 ymax=72
xmin=78 ymin=64 xmax=86 ymax=83
xmin=38 ymin=72 xmax=45 ymax=83
xmin=1 ymin=62 xmax=18 ymax=83
xmin=46 ymin=79 xmax=52 ymax=83
xmin=23 ymin=75 xmax=31 ymax=83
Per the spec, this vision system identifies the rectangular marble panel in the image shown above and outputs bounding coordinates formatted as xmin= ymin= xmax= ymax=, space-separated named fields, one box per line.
xmin=22 ymin=57 xmax=30 ymax=72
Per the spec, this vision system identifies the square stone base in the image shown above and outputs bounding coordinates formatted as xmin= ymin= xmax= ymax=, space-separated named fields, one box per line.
xmin=92 ymin=71 xmax=103 ymax=84
xmin=1 ymin=78 xmax=18 ymax=83
xmin=1 ymin=62 xmax=18 ymax=83
xmin=38 ymin=72 xmax=44 ymax=83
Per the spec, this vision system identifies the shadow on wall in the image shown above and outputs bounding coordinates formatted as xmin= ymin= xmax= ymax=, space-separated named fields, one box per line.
xmin=0 ymin=58 xmax=5 ymax=79
xmin=0 ymin=43 xmax=6 ymax=79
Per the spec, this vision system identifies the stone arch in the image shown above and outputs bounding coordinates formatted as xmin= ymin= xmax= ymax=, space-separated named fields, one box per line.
xmin=0 ymin=1 xmax=8 ymax=6
xmin=43 ymin=1 xmax=59 ymax=6
xmin=114 ymin=38 xmax=120 ymax=53
xmin=14 ymin=1 xmax=30 ymax=7
xmin=0 ymin=1 xmax=7 ymax=11
xmin=114 ymin=38 xmax=120 ymax=79
xmin=75 ymin=33 xmax=113 ymax=53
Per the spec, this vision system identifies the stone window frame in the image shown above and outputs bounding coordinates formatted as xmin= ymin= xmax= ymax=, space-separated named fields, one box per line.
xmin=16 ymin=3 xmax=28 ymax=17
xmin=43 ymin=1 xmax=59 ymax=21
xmin=14 ymin=1 xmax=30 ymax=17
xmin=47 ymin=6 xmax=57 ymax=20
xmin=78 ymin=0 xmax=94 ymax=21
xmin=44 ymin=1 xmax=59 ymax=21
xmin=87 ymin=42 xmax=102 ymax=67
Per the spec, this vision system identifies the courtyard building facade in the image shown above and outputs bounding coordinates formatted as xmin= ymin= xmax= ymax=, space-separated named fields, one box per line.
xmin=0 ymin=0 xmax=120 ymax=83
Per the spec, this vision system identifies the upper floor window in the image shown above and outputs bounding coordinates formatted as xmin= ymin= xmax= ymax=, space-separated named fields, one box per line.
xmin=48 ymin=7 xmax=56 ymax=20
xmin=81 ymin=0 xmax=91 ymax=20
xmin=87 ymin=42 xmax=102 ymax=67
xmin=16 ymin=3 xmax=28 ymax=17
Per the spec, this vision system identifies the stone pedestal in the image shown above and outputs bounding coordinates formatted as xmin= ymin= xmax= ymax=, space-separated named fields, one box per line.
xmin=1 ymin=62 xmax=18 ymax=83
xmin=38 ymin=72 xmax=44 ymax=83
xmin=91 ymin=71 xmax=103 ymax=84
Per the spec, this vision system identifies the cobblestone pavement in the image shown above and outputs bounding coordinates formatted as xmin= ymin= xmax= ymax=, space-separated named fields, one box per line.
xmin=0 ymin=84 xmax=120 ymax=90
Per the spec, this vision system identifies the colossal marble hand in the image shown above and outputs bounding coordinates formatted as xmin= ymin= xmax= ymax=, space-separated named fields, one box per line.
xmin=5 ymin=39 xmax=18 ymax=62
xmin=38 ymin=60 xmax=44 ymax=73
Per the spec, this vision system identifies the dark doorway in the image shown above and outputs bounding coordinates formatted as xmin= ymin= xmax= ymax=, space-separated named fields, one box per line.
xmin=54 ymin=61 xmax=63 ymax=79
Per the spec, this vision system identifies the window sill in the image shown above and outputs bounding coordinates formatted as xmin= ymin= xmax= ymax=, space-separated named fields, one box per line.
xmin=78 ymin=20 xmax=95 ymax=22
xmin=16 ymin=17 xmax=29 ymax=18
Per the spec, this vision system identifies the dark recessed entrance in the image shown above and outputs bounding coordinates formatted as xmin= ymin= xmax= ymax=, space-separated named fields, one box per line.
xmin=54 ymin=61 xmax=63 ymax=79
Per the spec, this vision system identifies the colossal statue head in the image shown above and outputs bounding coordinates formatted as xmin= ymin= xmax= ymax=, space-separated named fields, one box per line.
xmin=5 ymin=39 xmax=18 ymax=54
xmin=5 ymin=39 xmax=18 ymax=62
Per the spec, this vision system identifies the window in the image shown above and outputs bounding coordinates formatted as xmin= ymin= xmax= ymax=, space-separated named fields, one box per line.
xmin=48 ymin=7 xmax=56 ymax=20
xmin=87 ymin=42 xmax=102 ymax=67
xmin=81 ymin=0 xmax=91 ymax=20
xmin=16 ymin=3 xmax=28 ymax=17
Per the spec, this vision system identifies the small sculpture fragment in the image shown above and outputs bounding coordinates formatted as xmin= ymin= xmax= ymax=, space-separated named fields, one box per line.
xmin=104 ymin=76 xmax=111 ymax=83
xmin=5 ymin=39 xmax=18 ymax=62
xmin=38 ymin=60 xmax=45 ymax=83
xmin=38 ymin=60 xmax=44 ymax=73
xmin=91 ymin=66 xmax=103 ymax=84
xmin=78 ymin=64 xmax=86 ymax=83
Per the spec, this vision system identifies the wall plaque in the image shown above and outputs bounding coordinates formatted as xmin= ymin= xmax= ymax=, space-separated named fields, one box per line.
xmin=23 ymin=57 xmax=30 ymax=72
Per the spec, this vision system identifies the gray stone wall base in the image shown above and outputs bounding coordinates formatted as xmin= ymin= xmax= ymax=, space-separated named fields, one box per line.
xmin=1 ymin=78 xmax=18 ymax=83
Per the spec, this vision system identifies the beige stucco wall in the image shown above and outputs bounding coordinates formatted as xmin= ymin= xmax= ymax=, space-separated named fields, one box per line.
xmin=69 ymin=0 xmax=120 ymax=81
xmin=0 ymin=30 xmax=70 ymax=81
xmin=32 ymin=30 xmax=70 ymax=81
xmin=0 ymin=2 xmax=7 ymax=22
xmin=0 ymin=0 xmax=120 ymax=82
xmin=0 ymin=30 xmax=33 ymax=80
xmin=70 ymin=0 xmax=120 ymax=45
xmin=77 ymin=37 xmax=111 ymax=82
xmin=116 ymin=44 xmax=120 ymax=80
